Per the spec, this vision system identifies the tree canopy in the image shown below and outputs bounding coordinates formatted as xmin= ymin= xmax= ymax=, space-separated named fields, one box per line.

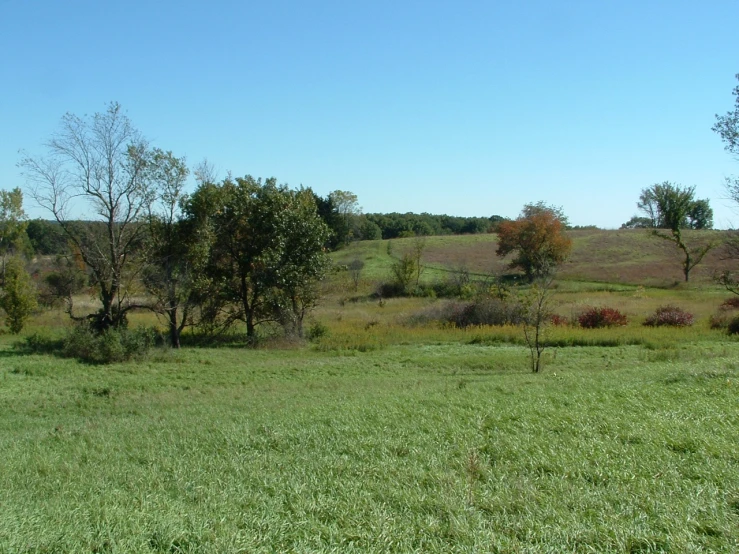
xmin=496 ymin=202 xmax=572 ymax=281
xmin=636 ymin=182 xmax=716 ymax=282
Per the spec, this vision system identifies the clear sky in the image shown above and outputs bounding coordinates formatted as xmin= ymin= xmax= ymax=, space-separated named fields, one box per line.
xmin=2 ymin=0 xmax=738 ymax=228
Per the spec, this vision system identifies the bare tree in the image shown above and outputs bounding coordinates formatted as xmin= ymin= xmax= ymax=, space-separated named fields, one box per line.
xmin=520 ymin=274 xmax=555 ymax=373
xmin=20 ymin=102 xmax=152 ymax=330
xmin=411 ymin=236 xmax=426 ymax=289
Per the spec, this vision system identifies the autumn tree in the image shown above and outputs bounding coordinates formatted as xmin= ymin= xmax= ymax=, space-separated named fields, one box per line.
xmin=496 ymin=203 xmax=572 ymax=281
xmin=21 ymin=102 xmax=152 ymax=330
xmin=636 ymin=182 xmax=716 ymax=282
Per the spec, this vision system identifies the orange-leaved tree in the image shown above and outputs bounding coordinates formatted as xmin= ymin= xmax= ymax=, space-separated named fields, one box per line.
xmin=496 ymin=202 xmax=572 ymax=281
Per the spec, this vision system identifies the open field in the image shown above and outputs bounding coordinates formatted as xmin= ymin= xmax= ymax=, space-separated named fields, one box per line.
xmin=333 ymin=229 xmax=731 ymax=286
xmin=2 ymin=338 xmax=739 ymax=552
xmin=2 ymin=229 xmax=739 ymax=552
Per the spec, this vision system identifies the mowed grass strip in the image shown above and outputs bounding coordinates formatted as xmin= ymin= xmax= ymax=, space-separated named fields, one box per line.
xmin=1 ymin=342 xmax=738 ymax=552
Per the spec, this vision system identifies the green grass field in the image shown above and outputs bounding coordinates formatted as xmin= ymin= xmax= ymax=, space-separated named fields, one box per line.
xmin=2 ymin=229 xmax=739 ymax=552
xmin=2 ymin=339 xmax=738 ymax=552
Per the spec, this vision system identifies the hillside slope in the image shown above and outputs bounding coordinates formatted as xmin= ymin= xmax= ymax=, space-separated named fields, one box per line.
xmin=333 ymin=229 xmax=734 ymax=286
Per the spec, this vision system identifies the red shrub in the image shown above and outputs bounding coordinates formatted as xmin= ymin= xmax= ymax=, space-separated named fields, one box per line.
xmin=719 ymin=297 xmax=739 ymax=310
xmin=549 ymin=314 xmax=568 ymax=326
xmin=643 ymin=305 xmax=694 ymax=327
xmin=578 ymin=307 xmax=627 ymax=329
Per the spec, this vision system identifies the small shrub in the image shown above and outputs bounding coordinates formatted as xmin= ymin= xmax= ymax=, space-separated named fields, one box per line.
xmin=549 ymin=314 xmax=568 ymax=326
xmin=710 ymin=299 xmax=739 ymax=330
xmin=728 ymin=315 xmax=739 ymax=336
xmin=0 ymin=256 xmax=38 ymax=334
xmin=643 ymin=305 xmax=694 ymax=327
xmin=306 ymin=321 xmax=329 ymax=342
xmin=578 ymin=307 xmax=627 ymax=329
xmin=720 ymin=297 xmax=739 ymax=310
xmin=709 ymin=312 xmax=730 ymax=330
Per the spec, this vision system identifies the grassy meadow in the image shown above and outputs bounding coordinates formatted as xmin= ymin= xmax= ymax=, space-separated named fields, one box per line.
xmin=2 ymin=229 xmax=739 ymax=552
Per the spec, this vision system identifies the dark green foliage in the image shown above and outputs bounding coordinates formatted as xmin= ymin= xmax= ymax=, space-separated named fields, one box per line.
xmin=364 ymin=212 xmax=498 ymax=239
xmin=187 ymin=176 xmax=330 ymax=338
xmin=61 ymin=325 xmax=156 ymax=364
xmin=356 ymin=218 xmax=382 ymax=240
xmin=620 ymin=216 xmax=654 ymax=229
xmin=727 ymin=315 xmax=739 ymax=335
xmin=26 ymin=219 xmax=69 ymax=255
xmin=636 ymin=182 xmax=713 ymax=230
xmin=306 ymin=321 xmax=329 ymax=341
xmin=643 ymin=305 xmax=694 ymax=327
xmin=312 ymin=191 xmax=349 ymax=248
xmin=578 ymin=307 xmax=628 ymax=328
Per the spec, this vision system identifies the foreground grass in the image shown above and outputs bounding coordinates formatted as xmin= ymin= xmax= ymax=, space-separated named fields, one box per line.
xmin=1 ymin=339 xmax=738 ymax=552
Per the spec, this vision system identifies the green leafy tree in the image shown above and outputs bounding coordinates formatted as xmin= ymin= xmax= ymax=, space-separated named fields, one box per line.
xmin=0 ymin=188 xmax=29 ymax=278
xmin=635 ymin=182 xmax=713 ymax=229
xmin=188 ymin=176 xmax=330 ymax=339
xmin=142 ymin=149 xmax=207 ymax=348
xmin=328 ymin=190 xmax=360 ymax=238
xmin=312 ymin=192 xmax=349 ymax=249
xmin=496 ymin=203 xmax=572 ymax=281
xmin=636 ymin=182 xmax=716 ymax=282
xmin=390 ymin=253 xmax=416 ymax=294
xmin=0 ymin=255 xmax=37 ymax=333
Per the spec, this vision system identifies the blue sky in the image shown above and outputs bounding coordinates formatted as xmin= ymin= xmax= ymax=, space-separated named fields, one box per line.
xmin=2 ymin=0 xmax=738 ymax=228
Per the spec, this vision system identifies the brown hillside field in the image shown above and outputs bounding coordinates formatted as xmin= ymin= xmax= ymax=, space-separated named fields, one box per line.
xmin=419 ymin=229 xmax=732 ymax=286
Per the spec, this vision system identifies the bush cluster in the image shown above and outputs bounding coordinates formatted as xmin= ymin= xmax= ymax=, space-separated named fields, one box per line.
xmin=61 ymin=325 xmax=157 ymax=364
xmin=643 ymin=305 xmax=694 ymax=327
xmin=578 ymin=307 xmax=627 ymax=329
xmin=408 ymin=298 xmax=525 ymax=328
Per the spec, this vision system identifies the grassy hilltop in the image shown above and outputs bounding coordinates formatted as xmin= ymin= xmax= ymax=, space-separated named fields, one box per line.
xmin=1 ymin=229 xmax=739 ymax=552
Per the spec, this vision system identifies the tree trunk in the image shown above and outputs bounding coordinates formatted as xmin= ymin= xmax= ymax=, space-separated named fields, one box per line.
xmin=168 ymin=307 xmax=181 ymax=348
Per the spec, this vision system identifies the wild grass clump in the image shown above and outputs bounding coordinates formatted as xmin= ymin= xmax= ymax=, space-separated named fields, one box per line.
xmin=643 ymin=305 xmax=694 ymax=327
xmin=61 ymin=325 xmax=157 ymax=364
xmin=578 ymin=307 xmax=627 ymax=328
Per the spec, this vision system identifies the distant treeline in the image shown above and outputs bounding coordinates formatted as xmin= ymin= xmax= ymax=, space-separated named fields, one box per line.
xmin=26 ymin=212 xmax=598 ymax=257
xmin=363 ymin=213 xmax=506 ymax=239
